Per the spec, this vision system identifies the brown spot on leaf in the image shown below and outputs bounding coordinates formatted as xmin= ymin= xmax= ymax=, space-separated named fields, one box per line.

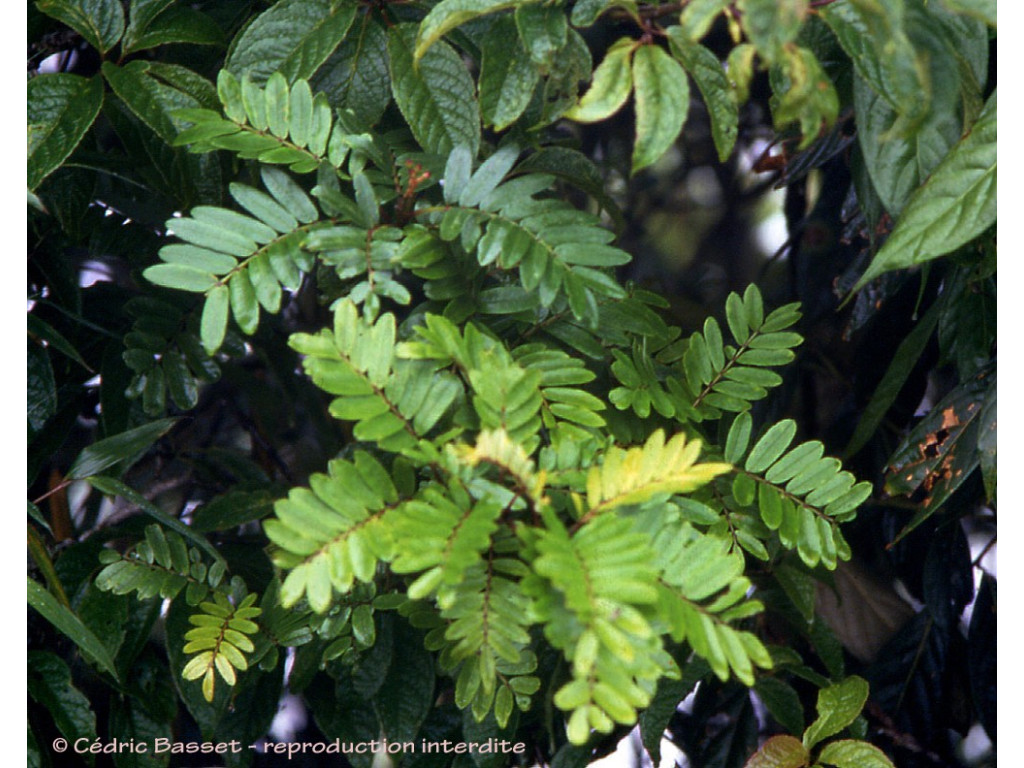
xmin=941 ymin=407 xmax=959 ymax=430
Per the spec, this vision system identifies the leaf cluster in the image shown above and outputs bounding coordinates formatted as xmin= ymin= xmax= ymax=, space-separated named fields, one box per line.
xmin=27 ymin=0 xmax=995 ymax=765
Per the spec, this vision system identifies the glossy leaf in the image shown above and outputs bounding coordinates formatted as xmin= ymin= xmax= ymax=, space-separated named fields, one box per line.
xmin=668 ymin=29 xmax=738 ymax=162
xmin=67 ymin=418 xmax=176 ymax=479
xmin=743 ymin=734 xmax=809 ymax=768
xmin=803 ymin=676 xmax=869 ymax=749
xmin=388 ymin=24 xmax=480 ymax=156
xmin=821 ymin=0 xmax=929 ymax=127
xmin=631 ymin=44 xmax=690 ymax=173
xmin=37 ymin=0 xmax=125 ymax=53
xmin=27 ymin=74 xmax=104 ymax=191
xmin=563 ymin=37 xmax=635 ymax=123
xmin=415 ymin=0 xmax=524 ymax=61
xmin=225 ymin=0 xmax=356 ymax=84
xmin=853 ymin=91 xmax=996 ymax=289
xmin=817 ymin=740 xmax=895 ymax=768
xmin=27 ymin=579 xmax=121 ymax=682
xmin=853 ymin=2 xmax=986 ymax=217
xmin=28 ymin=651 xmax=98 ymax=745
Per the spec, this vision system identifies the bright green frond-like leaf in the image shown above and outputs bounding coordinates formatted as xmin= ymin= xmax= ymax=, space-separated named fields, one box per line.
xmin=732 ymin=420 xmax=868 ymax=568
xmin=291 ymin=301 xmax=463 ymax=451
xmin=143 ymin=167 xmax=324 ymax=353
xmin=585 ymin=430 xmax=730 ymax=517
xmin=95 ymin=524 xmax=219 ymax=605
xmin=181 ymin=591 xmax=262 ymax=702
xmin=682 ymin=285 xmax=802 ymax=420
xmin=525 ymin=513 xmax=669 ymax=743
xmin=652 ymin=523 xmax=771 ymax=685
xmin=266 ymin=450 xmax=401 ymax=612
xmin=173 ymin=71 xmax=349 ymax=173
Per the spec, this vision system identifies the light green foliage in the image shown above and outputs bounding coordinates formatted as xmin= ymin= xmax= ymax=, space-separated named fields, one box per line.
xmin=129 ymin=81 xmax=873 ymax=732
xmin=631 ymin=44 xmax=690 ymax=173
xmin=95 ymin=524 xmax=224 ymax=604
xmin=181 ymin=591 xmax=262 ymax=702
xmin=725 ymin=414 xmax=868 ymax=568
xmin=173 ymin=70 xmax=348 ymax=172
xmin=563 ymin=37 xmax=635 ymax=123
xmin=142 ymin=165 xmax=325 ymax=354
xmin=605 ymin=284 xmax=801 ymax=423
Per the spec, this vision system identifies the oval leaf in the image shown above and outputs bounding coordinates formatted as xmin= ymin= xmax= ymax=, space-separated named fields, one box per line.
xmin=632 ymin=44 xmax=690 ymax=173
xmin=563 ymin=37 xmax=636 ymax=124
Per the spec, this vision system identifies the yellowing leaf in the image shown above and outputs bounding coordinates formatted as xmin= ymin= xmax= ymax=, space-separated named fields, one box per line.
xmin=585 ymin=430 xmax=730 ymax=514
xmin=414 ymin=0 xmax=526 ymax=61
xmin=564 ymin=37 xmax=636 ymax=123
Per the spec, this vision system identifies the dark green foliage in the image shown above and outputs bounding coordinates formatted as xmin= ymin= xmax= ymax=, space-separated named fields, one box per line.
xmin=28 ymin=1 xmax=995 ymax=767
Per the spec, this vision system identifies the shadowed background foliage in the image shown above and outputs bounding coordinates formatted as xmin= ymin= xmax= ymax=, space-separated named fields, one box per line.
xmin=29 ymin=1 xmax=995 ymax=767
